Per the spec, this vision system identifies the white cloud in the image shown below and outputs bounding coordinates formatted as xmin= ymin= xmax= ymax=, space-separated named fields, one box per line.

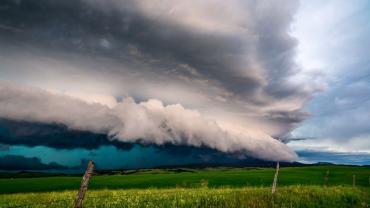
xmin=0 ymin=82 xmax=297 ymax=161
xmin=289 ymin=135 xmax=370 ymax=154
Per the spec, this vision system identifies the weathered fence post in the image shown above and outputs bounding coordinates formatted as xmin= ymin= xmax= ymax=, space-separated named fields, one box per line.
xmin=352 ymin=174 xmax=356 ymax=188
xmin=324 ymin=170 xmax=329 ymax=188
xmin=74 ymin=160 xmax=95 ymax=208
xmin=271 ymin=161 xmax=280 ymax=194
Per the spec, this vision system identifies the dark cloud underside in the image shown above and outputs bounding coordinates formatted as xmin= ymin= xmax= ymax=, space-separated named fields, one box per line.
xmin=0 ymin=154 xmax=68 ymax=170
xmin=0 ymin=0 xmax=311 ymax=162
xmin=0 ymin=119 xmax=134 ymax=150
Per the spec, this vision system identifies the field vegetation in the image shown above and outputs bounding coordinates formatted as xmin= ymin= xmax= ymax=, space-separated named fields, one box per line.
xmin=1 ymin=186 xmax=369 ymax=208
xmin=1 ymin=165 xmax=369 ymax=194
xmin=0 ymin=165 xmax=369 ymax=207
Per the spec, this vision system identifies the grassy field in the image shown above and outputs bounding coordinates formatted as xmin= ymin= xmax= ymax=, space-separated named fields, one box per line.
xmin=0 ymin=186 xmax=369 ymax=208
xmin=0 ymin=165 xmax=369 ymax=194
xmin=0 ymin=165 xmax=369 ymax=207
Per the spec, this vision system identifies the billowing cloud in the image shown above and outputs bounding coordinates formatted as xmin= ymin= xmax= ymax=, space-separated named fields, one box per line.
xmin=0 ymin=82 xmax=296 ymax=161
xmin=0 ymin=0 xmax=314 ymax=162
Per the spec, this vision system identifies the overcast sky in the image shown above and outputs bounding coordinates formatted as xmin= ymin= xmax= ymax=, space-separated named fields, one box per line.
xmin=289 ymin=0 xmax=370 ymax=160
xmin=0 ymin=0 xmax=369 ymax=168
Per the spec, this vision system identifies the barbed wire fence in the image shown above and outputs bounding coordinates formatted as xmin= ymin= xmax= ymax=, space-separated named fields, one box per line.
xmin=1 ymin=163 xmax=369 ymax=208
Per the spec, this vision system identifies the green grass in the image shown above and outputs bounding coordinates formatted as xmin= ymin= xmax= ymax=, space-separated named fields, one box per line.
xmin=0 ymin=186 xmax=369 ymax=208
xmin=0 ymin=166 xmax=369 ymax=194
xmin=0 ymin=166 xmax=369 ymax=207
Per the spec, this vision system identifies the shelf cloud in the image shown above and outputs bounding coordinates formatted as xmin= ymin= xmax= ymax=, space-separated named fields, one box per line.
xmin=0 ymin=0 xmax=318 ymax=162
xmin=0 ymin=82 xmax=297 ymax=161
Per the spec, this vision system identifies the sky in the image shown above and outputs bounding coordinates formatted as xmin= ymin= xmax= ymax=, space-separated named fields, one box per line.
xmin=0 ymin=0 xmax=369 ymax=171
xmin=288 ymin=0 xmax=370 ymax=162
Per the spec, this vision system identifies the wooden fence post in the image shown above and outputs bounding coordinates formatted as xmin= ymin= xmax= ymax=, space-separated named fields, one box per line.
xmin=272 ymin=162 xmax=280 ymax=194
xmin=324 ymin=170 xmax=329 ymax=188
xmin=74 ymin=160 xmax=95 ymax=208
xmin=352 ymin=174 xmax=356 ymax=188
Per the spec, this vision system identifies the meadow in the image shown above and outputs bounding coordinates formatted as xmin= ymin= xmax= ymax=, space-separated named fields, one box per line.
xmin=0 ymin=165 xmax=369 ymax=207
xmin=1 ymin=186 xmax=369 ymax=208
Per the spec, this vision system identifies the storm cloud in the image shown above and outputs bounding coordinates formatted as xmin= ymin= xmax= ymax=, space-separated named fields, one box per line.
xmin=0 ymin=155 xmax=68 ymax=171
xmin=0 ymin=118 xmax=134 ymax=150
xmin=0 ymin=83 xmax=296 ymax=161
xmin=0 ymin=0 xmax=316 ymax=162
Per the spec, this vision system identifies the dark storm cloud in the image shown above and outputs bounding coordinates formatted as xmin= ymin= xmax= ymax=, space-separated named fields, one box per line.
xmin=0 ymin=82 xmax=298 ymax=161
xmin=0 ymin=118 xmax=292 ymax=165
xmin=0 ymin=0 xmax=311 ymax=161
xmin=0 ymin=0 xmax=307 ymax=107
xmin=0 ymin=119 xmax=134 ymax=150
xmin=0 ymin=154 xmax=68 ymax=170
xmin=0 ymin=118 xmax=295 ymax=168
xmin=151 ymin=144 xmax=290 ymax=167
xmin=0 ymin=143 xmax=10 ymax=151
